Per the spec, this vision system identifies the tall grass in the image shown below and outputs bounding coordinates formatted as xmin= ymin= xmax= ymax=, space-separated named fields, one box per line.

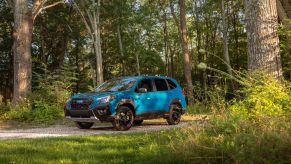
xmin=0 ymin=72 xmax=290 ymax=163
xmin=171 ymin=72 xmax=291 ymax=163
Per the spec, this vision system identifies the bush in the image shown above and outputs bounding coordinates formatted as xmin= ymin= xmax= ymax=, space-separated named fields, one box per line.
xmin=166 ymin=73 xmax=291 ymax=163
xmin=191 ymin=84 xmax=229 ymax=114
xmin=0 ymin=64 xmax=74 ymax=124
xmin=1 ymin=89 xmax=69 ymax=124
xmin=186 ymin=104 xmax=211 ymax=114
xmin=230 ymin=73 xmax=290 ymax=118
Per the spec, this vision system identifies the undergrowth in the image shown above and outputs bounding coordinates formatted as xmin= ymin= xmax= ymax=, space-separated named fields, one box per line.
xmin=0 ymin=64 xmax=74 ymax=124
xmin=0 ymin=73 xmax=290 ymax=163
xmin=230 ymin=72 xmax=290 ymax=117
xmin=176 ymin=72 xmax=291 ymax=163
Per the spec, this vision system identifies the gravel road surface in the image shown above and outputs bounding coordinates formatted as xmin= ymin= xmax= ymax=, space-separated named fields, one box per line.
xmin=0 ymin=120 xmax=199 ymax=140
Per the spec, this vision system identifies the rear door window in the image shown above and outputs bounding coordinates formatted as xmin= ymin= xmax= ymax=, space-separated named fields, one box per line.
xmin=135 ymin=79 xmax=153 ymax=92
xmin=166 ymin=79 xmax=177 ymax=90
xmin=154 ymin=78 xmax=169 ymax=91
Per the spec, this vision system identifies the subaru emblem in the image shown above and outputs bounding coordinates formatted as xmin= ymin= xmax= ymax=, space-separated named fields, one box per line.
xmin=76 ymin=100 xmax=84 ymax=104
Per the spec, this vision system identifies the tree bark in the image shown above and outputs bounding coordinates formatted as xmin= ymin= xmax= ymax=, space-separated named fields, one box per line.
xmin=12 ymin=0 xmax=33 ymax=106
xmin=245 ymin=0 xmax=283 ymax=79
xmin=170 ymin=0 xmax=182 ymax=42
xmin=162 ymin=9 xmax=170 ymax=76
xmin=115 ymin=2 xmax=126 ymax=76
xmin=94 ymin=0 xmax=103 ymax=84
xmin=232 ymin=1 xmax=240 ymax=70
xmin=193 ymin=0 xmax=207 ymax=96
xmin=74 ymin=0 xmax=104 ymax=85
xmin=169 ymin=46 xmax=174 ymax=77
xmin=221 ymin=0 xmax=235 ymax=90
xmin=117 ymin=24 xmax=126 ymax=76
xmin=179 ymin=0 xmax=194 ymax=105
xmin=221 ymin=0 xmax=232 ymax=76
xmin=12 ymin=0 xmax=64 ymax=106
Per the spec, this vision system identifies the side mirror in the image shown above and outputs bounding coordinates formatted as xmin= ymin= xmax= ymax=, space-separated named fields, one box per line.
xmin=138 ymin=88 xmax=147 ymax=93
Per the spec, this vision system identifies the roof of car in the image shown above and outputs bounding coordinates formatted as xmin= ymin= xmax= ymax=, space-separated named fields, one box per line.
xmin=122 ymin=75 xmax=172 ymax=80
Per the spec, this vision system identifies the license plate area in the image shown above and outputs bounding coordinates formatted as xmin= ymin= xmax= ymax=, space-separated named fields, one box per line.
xmin=71 ymin=103 xmax=89 ymax=110
xmin=71 ymin=98 xmax=92 ymax=110
xmin=69 ymin=110 xmax=92 ymax=118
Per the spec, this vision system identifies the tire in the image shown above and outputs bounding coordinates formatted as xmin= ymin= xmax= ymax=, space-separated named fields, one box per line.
xmin=75 ymin=122 xmax=94 ymax=129
xmin=112 ymin=106 xmax=134 ymax=131
xmin=166 ymin=104 xmax=182 ymax=125
xmin=133 ymin=120 xmax=143 ymax=126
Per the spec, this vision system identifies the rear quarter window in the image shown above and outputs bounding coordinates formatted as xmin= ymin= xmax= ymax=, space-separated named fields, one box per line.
xmin=166 ymin=79 xmax=177 ymax=89
xmin=154 ymin=78 xmax=169 ymax=91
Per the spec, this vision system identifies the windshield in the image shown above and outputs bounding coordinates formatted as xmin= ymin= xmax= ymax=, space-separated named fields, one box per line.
xmin=95 ymin=78 xmax=136 ymax=92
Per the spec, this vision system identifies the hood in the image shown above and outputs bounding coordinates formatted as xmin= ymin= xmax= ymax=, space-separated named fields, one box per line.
xmin=71 ymin=92 xmax=116 ymax=100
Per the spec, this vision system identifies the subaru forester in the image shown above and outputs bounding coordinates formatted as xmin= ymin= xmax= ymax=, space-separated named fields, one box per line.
xmin=64 ymin=76 xmax=187 ymax=130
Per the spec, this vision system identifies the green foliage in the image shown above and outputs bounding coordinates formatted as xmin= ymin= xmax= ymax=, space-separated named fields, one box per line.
xmin=278 ymin=19 xmax=291 ymax=80
xmin=1 ymin=90 xmax=68 ymax=124
xmin=1 ymin=64 xmax=74 ymax=124
xmin=0 ymin=113 xmax=290 ymax=163
xmin=0 ymin=73 xmax=290 ymax=163
xmin=186 ymin=104 xmax=211 ymax=114
xmin=180 ymin=113 xmax=291 ymax=163
xmin=192 ymin=82 xmax=229 ymax=114
xmin=230 ymin=73 xmax=290 ymax=117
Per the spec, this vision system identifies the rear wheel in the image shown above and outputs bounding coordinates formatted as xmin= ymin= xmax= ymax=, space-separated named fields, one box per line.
xmin=133 ymin=120 xmax=143 ymax=126
xmin=112 ymin=106 xmax=134 ymax=131
xmin=75 ymin=122 xmax=94 ymax=129
xmin=166 ymin=104 xmax=182 ymax=125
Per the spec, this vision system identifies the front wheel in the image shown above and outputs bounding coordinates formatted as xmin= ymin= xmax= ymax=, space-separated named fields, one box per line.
xmin=75 ymin=122 xmax=94 ymax=129
xmin=166 ymin=104 xmax=182 ymax=125
xmin=112 ymin=106 xmax=134 ymax=131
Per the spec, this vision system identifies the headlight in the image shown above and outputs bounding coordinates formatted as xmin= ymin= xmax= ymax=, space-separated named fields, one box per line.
xmin=66 ymin=98 xmax=72 ymax=104
xmin=97 ymin=95 xmax=116 ymax=104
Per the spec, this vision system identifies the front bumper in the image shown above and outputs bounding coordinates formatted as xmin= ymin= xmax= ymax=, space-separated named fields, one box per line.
xmin=65 ymin=103 xmax=114 ymax=122
xmin=65 ymin=116 xmax=100 ymax=122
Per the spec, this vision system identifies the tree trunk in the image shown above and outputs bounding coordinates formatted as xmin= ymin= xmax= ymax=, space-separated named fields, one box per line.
xmin=12 ymin=0 xmax=33 ymax=106
xmin=163 ymin=10 xmax=170 ymax=76
xmin=134 ymin=42 xmax=141 ymax=76
xmin=232 ymin=1 xmax=240 ymax=70
xmin=245 ymin=0 xmax=283 ymax=79
xmin=94 ymin=34 xmax=103 ymax=84
xmin=11 ymin=0 xmax=64 ymax=105
xmin=193 ymin=0 xmax=207 ymax=97
xmin=117 ymin=24 xmax=126 ymax=76
xmin=221 ymin=0 xmax=235 ymax=90
xmin=94 ymin=0 xmax=104 ymax=84
xmin=74 ymin=0 xmax=104 ymax=85
xmin=221 ymin=0 xmax=232 ymax=76
xmin=169 ymin=46 xmax=174 ymax=77
xmin=75 ymin=37 xmax=80 ymax=93
xmin=179 ymin=0 xmax=194 ymax=105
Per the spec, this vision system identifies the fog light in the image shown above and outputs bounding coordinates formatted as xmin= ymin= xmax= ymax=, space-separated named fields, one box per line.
xmin=97 ymin=109 xmax=107 ymax=115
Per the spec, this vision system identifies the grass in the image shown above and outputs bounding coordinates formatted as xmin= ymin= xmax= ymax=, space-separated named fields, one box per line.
xmin=1 ymin=73 xmax=290 ymax=163
xmin=0 ymin=129 xmax=184 ymax=164
xmin=0 ymin=113 xmax=290 ymax=164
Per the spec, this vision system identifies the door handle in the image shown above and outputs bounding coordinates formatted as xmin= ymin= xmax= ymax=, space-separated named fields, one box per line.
xmin=133 ymin=95 xmax=139 ymax=100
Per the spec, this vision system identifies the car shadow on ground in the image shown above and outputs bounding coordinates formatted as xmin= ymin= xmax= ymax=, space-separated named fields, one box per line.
xmin=87 ymin=119 xmax=197 ymax=131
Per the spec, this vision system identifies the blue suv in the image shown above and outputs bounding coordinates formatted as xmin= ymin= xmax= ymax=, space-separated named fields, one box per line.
xmin=64 ymin=76 xmax=187 ymax=130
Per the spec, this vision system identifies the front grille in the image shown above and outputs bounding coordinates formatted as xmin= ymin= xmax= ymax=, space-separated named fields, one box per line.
xmin=68 ymin=110 xmax=93 ymax=118
xmin=71 ymin=98 xmax=92 ymax=110
xmin=71 ymin=103 xmax=89 ymax=110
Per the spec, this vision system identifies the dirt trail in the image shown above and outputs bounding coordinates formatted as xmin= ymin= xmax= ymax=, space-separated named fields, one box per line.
xmin=0 ymin=120 xmax=202 ymax=140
